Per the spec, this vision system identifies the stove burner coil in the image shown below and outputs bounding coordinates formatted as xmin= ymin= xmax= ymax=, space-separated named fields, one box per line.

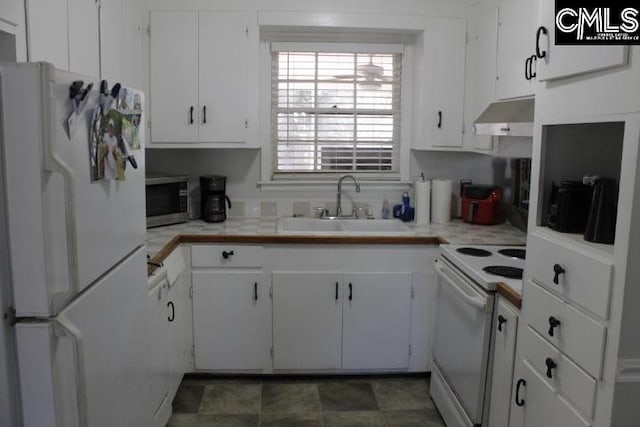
xmin=456 ymin=247 xmax=492 ymax=257
xmin=482 ymin=265 xmax=524 ymax=279
xmin=498 ymin=248 xmax=526 ymax=260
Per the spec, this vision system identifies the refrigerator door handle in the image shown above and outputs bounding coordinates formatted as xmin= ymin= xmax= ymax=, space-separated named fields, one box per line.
xmin=55 ymin=315 xmax=88 ymax=427
xmin=42 ymin=75 xmax=81 ymax=300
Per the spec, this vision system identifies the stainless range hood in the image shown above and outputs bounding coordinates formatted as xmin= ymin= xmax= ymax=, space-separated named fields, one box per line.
xmin=473 ymin=98 xmax=534 ymax=137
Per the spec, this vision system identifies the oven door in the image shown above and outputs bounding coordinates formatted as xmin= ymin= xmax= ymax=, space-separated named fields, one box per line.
xmin=432 ymin=256 xmax=494 ymax=425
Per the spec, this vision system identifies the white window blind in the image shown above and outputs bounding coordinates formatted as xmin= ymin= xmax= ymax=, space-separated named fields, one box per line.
xmin=271 ymin=45 xmax=402 ymax=177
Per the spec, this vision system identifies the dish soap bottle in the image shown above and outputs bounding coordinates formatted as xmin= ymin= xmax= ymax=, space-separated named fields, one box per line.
xmin=381 ymin=197 xmax=391 ymax=219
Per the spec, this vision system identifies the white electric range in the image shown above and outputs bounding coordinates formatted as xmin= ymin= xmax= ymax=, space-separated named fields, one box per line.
xmin=431 ymin=243 xmax=525 ymax=427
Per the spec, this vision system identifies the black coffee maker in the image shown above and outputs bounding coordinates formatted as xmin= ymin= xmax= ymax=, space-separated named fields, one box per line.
xmin=200 ymin=175 xmax=231 ymax=223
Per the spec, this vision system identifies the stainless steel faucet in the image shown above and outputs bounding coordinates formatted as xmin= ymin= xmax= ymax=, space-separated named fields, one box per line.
xmin=336 ymin=175 xmax=361 ymax=217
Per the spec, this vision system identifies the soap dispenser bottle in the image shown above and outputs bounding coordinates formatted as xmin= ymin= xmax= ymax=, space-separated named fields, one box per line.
xmin=381 ymin=197 xmax=391 ymax=219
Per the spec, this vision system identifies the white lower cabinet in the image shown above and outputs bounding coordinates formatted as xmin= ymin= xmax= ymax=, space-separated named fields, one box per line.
xmin=488 ymin=296 xmax=519 ymax=427
xmin=272 ymin=271 xmax=412 ymax=371
xmin=192 ymin=271 xmax=271 ymax=371
xmin=167 ymin=259 xmax=193 ymax=389
xmin=147 ymin=276 xmax=171 ymax=427
xmin=272 ymin=272 xmax=342 ymax=370
xmin=342 ymin=273 xmax=411 ymax=370
xmin=510 ymin=359 xmax=591 ymax=427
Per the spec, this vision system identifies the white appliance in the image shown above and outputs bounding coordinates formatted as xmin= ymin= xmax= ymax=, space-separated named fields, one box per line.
xmin=431 ymin=244 xmax=525 ymax=427
xmin=0 ymin=62 xmax=151 ymax=427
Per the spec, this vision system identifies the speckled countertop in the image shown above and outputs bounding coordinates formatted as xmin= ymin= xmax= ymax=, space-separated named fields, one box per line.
xmin=146 ymin=217 xmax=526 ymax=257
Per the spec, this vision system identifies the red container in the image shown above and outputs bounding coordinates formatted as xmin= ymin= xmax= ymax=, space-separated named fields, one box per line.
xmin=461 ymin=185 xmax=504 ymax=225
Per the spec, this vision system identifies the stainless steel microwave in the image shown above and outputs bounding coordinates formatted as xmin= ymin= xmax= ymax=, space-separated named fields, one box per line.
xmin=145 ymin=175 xmax=189 ymax=228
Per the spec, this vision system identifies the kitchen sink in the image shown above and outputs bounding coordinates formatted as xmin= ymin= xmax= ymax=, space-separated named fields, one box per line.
xmin=277 ymin=217 xmax=412 ymax=235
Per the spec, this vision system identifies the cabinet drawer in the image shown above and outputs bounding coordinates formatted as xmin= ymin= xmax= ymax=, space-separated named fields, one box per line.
xmin=522 ymin=281 xmax=605 ymax=378
xmin=527 ymin=231 xmax=612 ymax=319
xmin=191 ymin=244 xmax=262 ymax=268
xmin=521 ymin=326 xmax=596 ymax=419
xmin=514 ymin=360 xmax=591 ymax=427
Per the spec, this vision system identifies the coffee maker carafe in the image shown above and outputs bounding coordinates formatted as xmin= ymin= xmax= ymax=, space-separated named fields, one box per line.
xmin=200 ymin=175 xmax=231 ymax=223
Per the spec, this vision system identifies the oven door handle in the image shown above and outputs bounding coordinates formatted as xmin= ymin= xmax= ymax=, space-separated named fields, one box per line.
xmin=435 ymin=262 xmax=487 ymax=311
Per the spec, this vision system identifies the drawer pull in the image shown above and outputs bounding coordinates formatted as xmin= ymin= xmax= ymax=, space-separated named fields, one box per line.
xmin=515 ymin=379 xmax=526 ymax=406
xmin=553 ymin=263 xmax=565 ymax=284
xmin=548 ymin=316 xmax=561 ymax=337
xmin=222 ymin=250 xmax=235 ymax=260
xmin=497 ymin=315 xmax=507 ymax=332
xmin=545 ymin=357 xmax=557 ymax=379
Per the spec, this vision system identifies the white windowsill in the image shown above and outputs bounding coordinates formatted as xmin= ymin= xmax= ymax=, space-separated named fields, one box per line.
xmin=258 ymin=180 xmax=414 ymax=192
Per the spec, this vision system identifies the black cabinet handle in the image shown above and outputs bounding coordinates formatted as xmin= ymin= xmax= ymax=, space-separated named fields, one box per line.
xmin=254 ymin=282 xmax=258 ymax=301
xmin=515 ymin=379 xmax=526 ymax=406
xmin=529 ymin=55 xmax=537 ymax=79
xmin=548 ymin=316 xmax=561 ymax=337
xmin=545 ymin=357 xmax=557 ymax=379
xmin=335 ymin=282 xmax=339 ymax=301
xmin=189 ymin=106 xmax=194 ymax=124
xmin=203 ymin=105 xmax=207 ymax=124
xmin=525 ymin=56 xmax=531 ymax=80
xmin=553 ymin=264 xmax=565 ymax=284
xmin=222 ymin=250 xmax=234 ymax=259
xmin=536 ymin=26 xmax=548 ymax=59
xmin=497 ymin=315 xmax=507 ymax=332
xmin=437 ymin=111 xmax=442 ymax=128
xmin=348 ymin=283 xmax=353 ymax=301
xmin=167 ymin=301 xmax=175 ymax=322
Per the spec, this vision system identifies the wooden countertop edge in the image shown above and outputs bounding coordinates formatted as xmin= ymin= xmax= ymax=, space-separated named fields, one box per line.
xmin=147 ymin=235 xmax=181 ymax=276
xmin=497 ymin=282 xmax=522 ymax=310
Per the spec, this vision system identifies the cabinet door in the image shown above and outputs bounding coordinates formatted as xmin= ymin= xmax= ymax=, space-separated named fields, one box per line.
xmin=168 ymin=269 xmax=192 ymax=395
xmin=509 ymin=360 xmax=590 ymax=427
xmin=272 ymin=272 xmax=342 ymax=370
xmin=536 ymin=2 xmax=628 ymax=82
xmin=428 ymin=18 xmax=466 ymax=148
xmin=25 ymin=0 xmax=69 ymax=70
xmin=342 ymin=273 xmax=411 ymax=370
xmin=198 ymin=11 xmax=249 ymax=143
xmin=192 ymin=271 xmax=269 ymax=370
xmin=99 ymin=0 xmax=124 ymax=81
xmin=149 ymin=11 xmax=198 ymax=143
xmin=488 ymin=297 xmax=519 ymax=427
xmin=495 ymin=0 xmax=537 ymax=99
xmin=148 ymin=280 xmax=170 ymax=415
xmin=68 ymin=0 xmax=99 ymax=77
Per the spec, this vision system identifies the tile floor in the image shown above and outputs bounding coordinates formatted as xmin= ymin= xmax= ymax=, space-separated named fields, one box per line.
xmin=166 ymin=374 xmax=446 ymax=427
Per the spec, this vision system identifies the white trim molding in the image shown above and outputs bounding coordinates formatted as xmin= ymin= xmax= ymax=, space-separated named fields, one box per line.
xmin=617 ymin=359 xmax=640 ymax=383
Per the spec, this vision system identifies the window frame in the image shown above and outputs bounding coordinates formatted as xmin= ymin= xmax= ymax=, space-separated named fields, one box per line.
xmin=259 ymin=36 xmax=415 ymax=188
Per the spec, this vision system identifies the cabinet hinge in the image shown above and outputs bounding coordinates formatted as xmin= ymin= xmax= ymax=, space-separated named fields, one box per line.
xmin=410 ymin=286 xmax=415 ymax=299
xmin=4 ymin=306 xmax=17 ymax=327
xmin=408 ymin=344 xmax=412 ymax=356
xmin=245 ymin=26 xmax=249 ymax=37
xmin=270 ymin=347 xmax=274 ymax=358
xmin=244 ymin=119 xmax=248 ymax=129
xmin=189 ymin=287 xmax=193 ymax=298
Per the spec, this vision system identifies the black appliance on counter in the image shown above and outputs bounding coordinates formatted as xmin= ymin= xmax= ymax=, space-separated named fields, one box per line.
xmin=200 ymin=175 xmax=231 ymax=223
xmin=546 ymin=180 xmax=593 ymax=233
xmin=584 ymin=177 xmax=618 ymax=244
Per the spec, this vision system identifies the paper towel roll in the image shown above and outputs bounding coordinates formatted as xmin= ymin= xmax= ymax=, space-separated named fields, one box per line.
xmin=414 ymin=179 xmax=431 ymax=225
xmin=432 ymin=179 xmax=453 ymax=224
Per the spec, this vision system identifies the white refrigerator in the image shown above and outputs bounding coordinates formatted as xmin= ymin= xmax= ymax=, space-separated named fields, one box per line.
xmin=0 ymin=62 xmax=151 ymax=427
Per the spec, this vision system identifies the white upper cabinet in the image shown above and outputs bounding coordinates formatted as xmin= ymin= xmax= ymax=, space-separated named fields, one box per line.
xmin=149 ymin=10 xmax=252 ymax=146
xmin=0 ymin=0 xmax=21 ymax=25
xmin=99 ymin=0 xmax=124 ymax=82
xmin=68 ymin=0 xmax=100 ymax=77
xmin=421 ymin=17 xmax=467 ymax=149
xmin=26 ymin=0 xmax=100 ymax=77
xmin=496 ymin=0 xmax=537 ymax=99
xmin=535 ymin=1 xmax=628 ymax=82
xmin=198 ymin=11 xmax=249 ymax=143
xmin=149 ymin=11 xmax=199 ymax=144
xmin=25 ymin=0 xmax=69 ymax=71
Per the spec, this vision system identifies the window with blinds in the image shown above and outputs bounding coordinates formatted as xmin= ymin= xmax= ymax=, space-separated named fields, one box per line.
xmin=271 ymin=46 xmax=402 ymax=177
